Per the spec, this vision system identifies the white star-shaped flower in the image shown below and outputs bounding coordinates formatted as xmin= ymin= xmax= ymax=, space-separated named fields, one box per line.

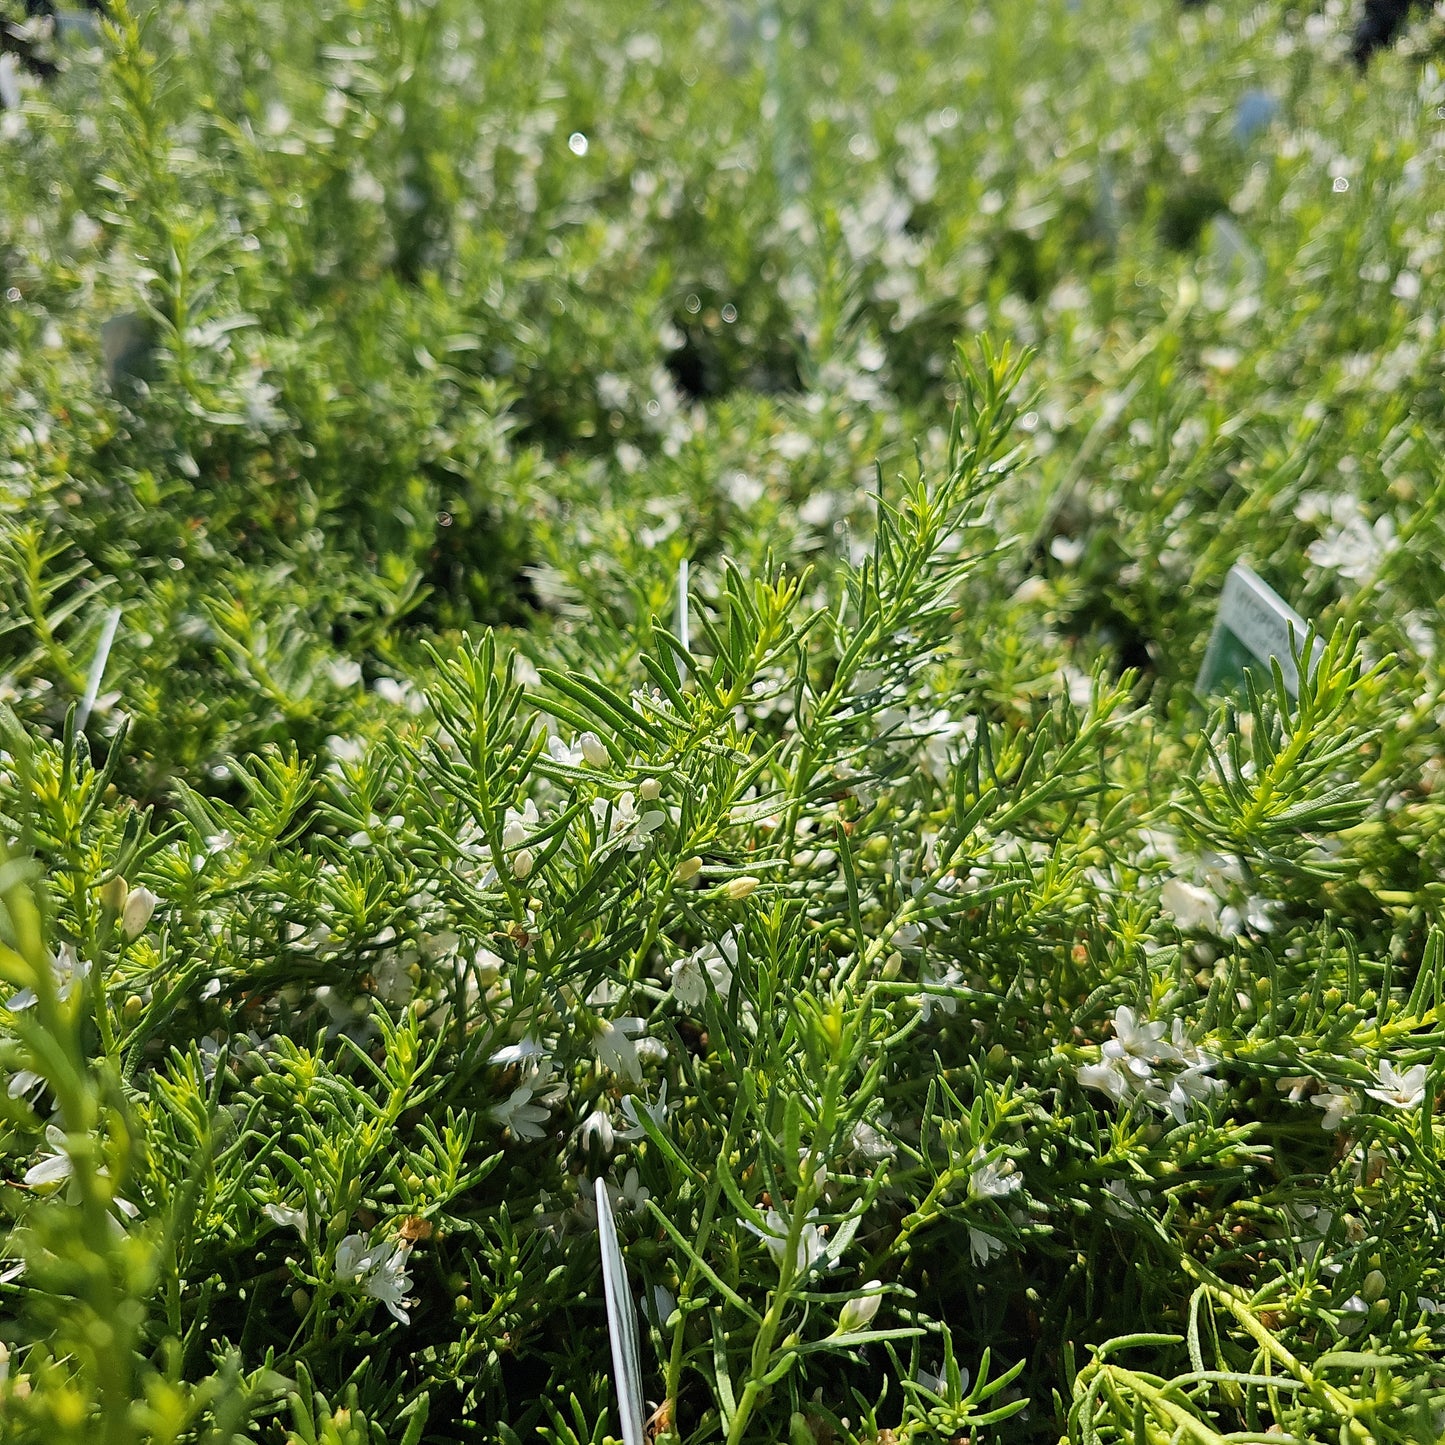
xmin=1364 ymin=1060 xmax=1428 ymax=1110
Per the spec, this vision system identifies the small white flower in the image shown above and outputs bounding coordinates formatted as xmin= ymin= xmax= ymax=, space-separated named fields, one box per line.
xmin=470 ymin=947 xmax=505 ymax=992
xmin=579 ymin=732 xmax=610 ymax=767
xmin=592 ymin=792 xmax=666 ymax=853
xmin=742 ymin=1206 xmax=829 ymax=1276
xmin=548 ymin=734 xmax=584 ymax=767
xmin=634 ymin=1035 xmax=669 ymax=1065
xmin=642 ymin=1283 xmax=677 ymax=1326
xmin=617 ymin=1081 xmax=669 ymax=1140
xmin=503 ymin=800 xmax=539 ymax=849
xmin=967 ymin=1226 xmax=1004 ymax=1266
xmin=24 ymin=1125 xmax=73 ymax=1190
xmin=669 ymin=933 xmax=737 ymax=1009
xmin=593 ymin=1017 xmax=646 ymax=1082
xmin=1310 ymin=1083 xmax=1358 ymax=1132
xmin=491 ymin=1081 xmax=552 ymax=1140
xmin=7 ymin=944 xmax=89 ymax=1012
xmin=1104 ymin=1007 xmax=1179 ymax=1067
xmin=372 ymin=954 xmax=416 ymax=1007
xmin=1077 ymin=1059 xmax=1131 ymax=1102
xmin=837 ymin=1281 xmax=883 ymax=1333
xmin=916 ymin=1360 xmax=970 ymax=1398
xmin=850 ymin=1119 xmax=894 ymax=1161
xmin=491 ymin=1063 xmax=564 ymax=1141
xmin=618 ymin=1166 xmax=650 ymax=1214
xmin=1307 ymin=505 xmax=1395 ymax=584
xmin=969 ymin=1147 xmax=1022 ymax=1200
xmin=580 ymin=1107 xmax=615 ymax=1154
xmin=334 ymin=1233 xmax=413 ymax=1324
xmin=1160 ymin=878 xmax=1219 ymax=933
xmin=1145 ymin=1061 xmax=1225 ymax=1123
xmin=327 ymin=658 xmax=363 ymax=689
xmin=1103 ymin=1178 xmax=1151 ymax=1219
xmin=1338 ymin=1293 xmax=1369 ymax=1335
xmin=489 ymin=1036 xmax=546 ymax=1067
xmin=263 ymin=1202 xmax=311 ymax=1241
xmin=890 ymin=922 xmax=925 ymax=957
xmin=1288 ymin=1203 xmax=1335 ymax=1263
xmin=1364 ymin=1060 xmax=1428 ymax=1110
xmin=919 ymin=963 xmax=964 ymax=1023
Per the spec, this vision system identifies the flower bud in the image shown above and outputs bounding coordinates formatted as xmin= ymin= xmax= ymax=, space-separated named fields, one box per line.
xmin=579 ymin=732 xmax=610 ymax=767
xmin=121 ymin=886 xmax=158 ymax=940
xmin=676 ymin=856 xmax=702 ymax=882
xmin=100 ymin=874 xmax=128 ymax=915
xmin=511 ymin=848 xmax=535 ymax=880
xmin=724 ymin=876 xmax=759 ymax=901
xmin=1361 ymin=1269 xmax=1387 ymax=1303
xmin=638 ymin=777 xmax=662 ymax=801
xmin=838 ymin=1284 xmax=883 ymax=1333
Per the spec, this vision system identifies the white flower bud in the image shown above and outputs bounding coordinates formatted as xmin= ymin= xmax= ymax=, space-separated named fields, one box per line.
xmin=838 ymin=1283 xmax=883 ymax=1333
xmin=638 ymin=777 xmax=662 ymax=801
xmin=511 ymin=848 xmax=535 ymax=880
xmin=724 ymin=876 xmax=759 ymax=901
xmin=579 ymin=732 xmax=610 ymax=767
xmin=122 ymin=886 xmax=158 ymax=940
xmin=676 ymin=856 xmax=702 ymax=882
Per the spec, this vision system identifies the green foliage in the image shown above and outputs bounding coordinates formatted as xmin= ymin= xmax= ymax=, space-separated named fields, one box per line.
xmin=2 ymin=0 xmax=1445 ymax=1442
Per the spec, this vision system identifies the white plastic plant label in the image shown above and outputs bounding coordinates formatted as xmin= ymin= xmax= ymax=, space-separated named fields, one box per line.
xmin=595 ymin=1176 xmax=646 ymax=1445
xmin=1197 ymin=563 xmax=1321 ymax=699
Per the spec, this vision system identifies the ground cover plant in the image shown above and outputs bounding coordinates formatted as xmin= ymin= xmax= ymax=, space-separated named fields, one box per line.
xmin=2 ymin=0 xmax=1445 ymax=1440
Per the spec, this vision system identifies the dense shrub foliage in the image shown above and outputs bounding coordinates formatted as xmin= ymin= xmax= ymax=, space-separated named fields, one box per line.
xmin=2 ymin=1 xmax=1445 ymax=1442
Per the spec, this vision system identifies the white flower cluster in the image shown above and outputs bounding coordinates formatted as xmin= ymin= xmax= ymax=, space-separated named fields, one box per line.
xmin=1297 ymin=490 xmax=1397 ymax=585
xmin=1159 ymin=868 xmax=1276 ymax=940
xmin=1077 ymin=1006 xmax=1223 ymax=1123
xmin=334 ymin=1233 xmax=414 ymax=1324
xmin=1277 ymin=1059 xmax=1429 ymax=1131
xmin=489 ymin=1039 xmax=567 ymax=1141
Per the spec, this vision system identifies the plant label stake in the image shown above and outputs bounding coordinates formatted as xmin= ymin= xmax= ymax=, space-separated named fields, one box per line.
xmin=675 ymin=558 xmax=691 ymax=685
xmin=77 ymin=606 xmax=123 ymax=732
xmin=1197 ymin=563 xmax=1320 ymax=700
xmin=595 ymin=1176 xmax=646 ymax=1445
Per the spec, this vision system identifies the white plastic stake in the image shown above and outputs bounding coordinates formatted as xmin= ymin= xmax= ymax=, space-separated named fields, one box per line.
xmin=675 ymin=558 xmax=691 ymax=686
xmin=77 ymin=606 xmax=122 ymax=732
xmin=595 ymin=1176 xmax=646 ymax=1445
